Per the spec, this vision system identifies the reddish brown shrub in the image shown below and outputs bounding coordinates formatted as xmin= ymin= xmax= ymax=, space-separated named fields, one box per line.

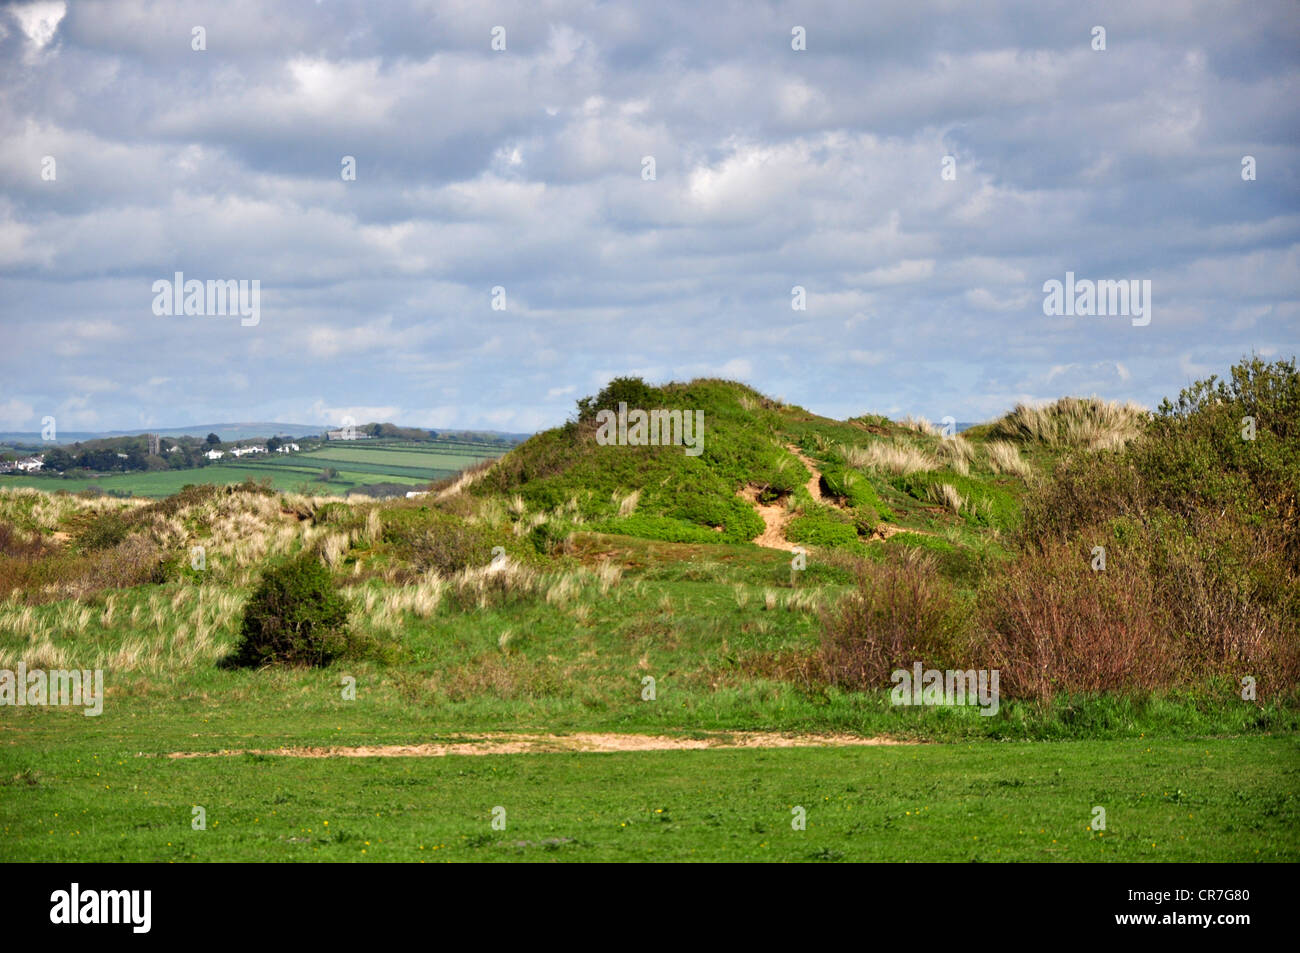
xmin=816 ymin=555 xmax=971 ymax=690
xmin=977 ymin=540 xmax=1175 ymax=702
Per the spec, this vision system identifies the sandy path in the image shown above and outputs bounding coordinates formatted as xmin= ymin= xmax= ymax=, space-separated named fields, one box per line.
xmin=162 ymin=731 xmax=912 ymax=759
xmin=785 ymin=445 xmax=827 ymax=502
xmin=740 ymin=444 xmax=939 ymax=548
xmin=739 ymin=485 xmax=797 ymax=551
xmin=739 ymin=444 xmax=830 ymax=551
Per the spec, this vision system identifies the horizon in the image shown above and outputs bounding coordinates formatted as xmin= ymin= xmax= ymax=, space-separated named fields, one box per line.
xmin=0 ymin=367 xmax=1162 ymax=440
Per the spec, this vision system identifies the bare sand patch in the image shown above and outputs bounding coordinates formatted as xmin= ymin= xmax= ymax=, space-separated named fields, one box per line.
xmin=739 ymin=485 xmax=797 ymax=551
xmin=162 ymin=731 xmax=913 ymax=759
xmin=784 ymin=445 xmax=828 ymax=502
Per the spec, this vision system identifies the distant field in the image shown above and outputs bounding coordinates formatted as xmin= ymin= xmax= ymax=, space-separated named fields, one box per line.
xmin=0 ymin=441 xmax=510 ymax=498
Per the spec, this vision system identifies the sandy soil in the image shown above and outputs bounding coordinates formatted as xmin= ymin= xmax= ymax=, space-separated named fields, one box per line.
xmin=739 ymin=444 xmax=832 ymax=551
xmin=738 ymin=485 xmax=798 ymax=551
xmin=162 ymin=731 xmax=913 ymax=759
xmin=740 ymin=444 xmax=939 ymax=548
xmin=785 ymin=444 xmax=828 ymax=502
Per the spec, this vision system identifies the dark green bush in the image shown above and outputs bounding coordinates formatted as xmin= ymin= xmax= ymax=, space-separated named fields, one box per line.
xmin=786 ymin=506 xmax=863 ymax=549
xmin=229 ymin=554 xmax=352 ymax=667
xmin=575 ymin=376 xmax=667 ymax=422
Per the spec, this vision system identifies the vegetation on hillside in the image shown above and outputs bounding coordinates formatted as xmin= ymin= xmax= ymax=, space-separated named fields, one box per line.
xmin=0 ymin=355 xmax=1294 ymax=738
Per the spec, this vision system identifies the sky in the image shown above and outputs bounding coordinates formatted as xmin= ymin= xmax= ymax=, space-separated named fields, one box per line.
xmin=1 ymin=0 xmax=1297 ymax=435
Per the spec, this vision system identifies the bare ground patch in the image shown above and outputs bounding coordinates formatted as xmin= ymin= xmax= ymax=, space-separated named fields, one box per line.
xmin=784 ymin=444 xmax=828 ymax=503
xmin=740 ymin=444 xmax=942 ymax=549
xmin=739 ymin=485 xmax=797 ymax=551
xmin=161 ymin=731 xmax=914 ymax=759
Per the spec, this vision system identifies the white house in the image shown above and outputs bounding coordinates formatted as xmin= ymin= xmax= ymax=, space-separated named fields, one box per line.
xmin=229 ymin=445 xmax=267 ymax=457
xmin=15 ymin=457 xmax=43 ymax=472
xmin=275 ymin=442 xmax=300 ymax=454
xmin=205 ymin=449 xmax=225 ymax=460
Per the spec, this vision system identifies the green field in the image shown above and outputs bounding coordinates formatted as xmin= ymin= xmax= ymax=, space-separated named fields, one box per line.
xmin=0 ymin=441 xmax=508 ymax=498
xmin=1 ymin=722 xmax=1293 ymax=861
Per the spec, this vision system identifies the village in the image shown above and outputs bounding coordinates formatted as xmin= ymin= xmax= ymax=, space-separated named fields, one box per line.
xmin=202 ymin=441 xmax=300 ymax=461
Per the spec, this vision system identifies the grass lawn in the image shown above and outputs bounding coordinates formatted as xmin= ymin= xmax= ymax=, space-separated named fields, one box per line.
xmin=1 ymin=734 xmax=1294 ymax=862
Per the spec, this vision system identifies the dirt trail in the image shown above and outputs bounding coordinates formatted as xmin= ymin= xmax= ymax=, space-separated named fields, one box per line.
xmin=739 ymin=444 xmax=829 ymax=551
xmin=162 ymin=731 xmax=913 ymax=759
xmin=785 ymin=445 xmax=827 ymax=502
xmin=740 ymin=443 xmax=936 ymax=548
xmin=738 ymin=485 xmax=797 ymax=551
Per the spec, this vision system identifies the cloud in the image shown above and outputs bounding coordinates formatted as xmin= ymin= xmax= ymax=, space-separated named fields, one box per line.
xmin=0 ymin=0 xmax=1295 ymax=432
xmin=0 ymin=397 xmax=36 ymax=430
xmin=10 ymin=1 xmax=65 ymax=50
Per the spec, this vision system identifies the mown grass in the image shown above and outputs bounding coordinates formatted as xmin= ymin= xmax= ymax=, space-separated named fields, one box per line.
xmin=1 ymin=737 xmax=1294 ymax=862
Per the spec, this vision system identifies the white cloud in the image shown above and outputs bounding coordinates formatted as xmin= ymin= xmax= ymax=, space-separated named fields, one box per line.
xmin=10 ymin=1 xmax=64 ymax=50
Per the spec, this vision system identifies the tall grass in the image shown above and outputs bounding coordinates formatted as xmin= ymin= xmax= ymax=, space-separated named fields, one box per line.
xmin=838 ymin=440 xmax=937 ymax=475
xmin=899 ymin=415 xmax=938 ymax=436
xmin=985 ymin=440 xmax=1032 ymax=477
xmin=989 ymin=397 xmax=1147 ymax=451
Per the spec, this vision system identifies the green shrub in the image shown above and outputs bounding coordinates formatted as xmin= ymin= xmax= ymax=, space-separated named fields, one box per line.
xmin=381 ymin=506 xmax=494 ymax=573
xmin=76 ymin=511 xmax=131 ymax=551
xmin=988 ymin=356 xmax=1300 ymax=699
xmin=786 ymin=506 xmax=863 ymax=549
xmin=575 ymin=376 xmax=667 ymax=422
xmin=891 ymin=471 xmax=1019 ymax=528
xmin=589 ymin=514 xmax=723 ymax=543
xmin=229 ymin=554 xmax=352 ymax=668
xmin=662 ymin=485 xmax=764 ymax=541
xmin=821 ymin=465 xmax=894 ymax=520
